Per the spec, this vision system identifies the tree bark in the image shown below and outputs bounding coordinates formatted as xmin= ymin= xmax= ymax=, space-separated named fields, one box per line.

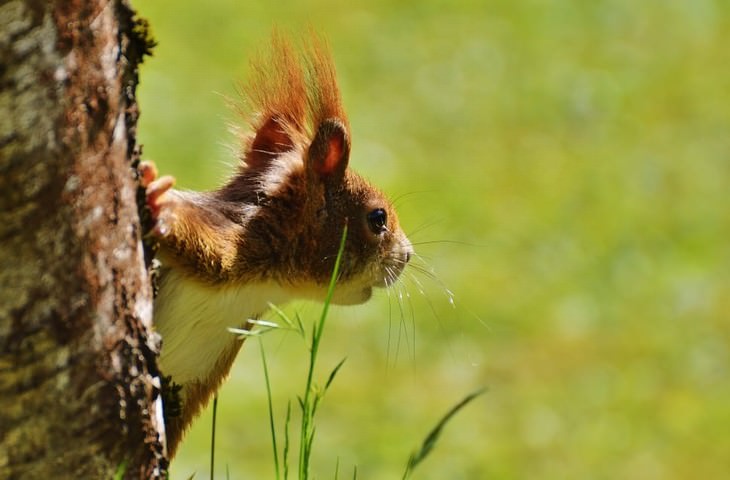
xmin=0 ymin=1 xmax=166 ymax=478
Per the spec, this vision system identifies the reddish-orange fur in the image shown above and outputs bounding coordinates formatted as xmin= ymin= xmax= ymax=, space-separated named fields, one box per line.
xmin=237 ymin=33 xmax=349 ymax=169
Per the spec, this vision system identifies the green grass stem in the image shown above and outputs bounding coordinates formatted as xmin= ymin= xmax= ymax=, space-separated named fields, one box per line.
xmin=298 ymin=225 xmax=349 ymax=479
xmin=259 ymin=336 xmax=281 ymax=480
xmin=210 ymin=395 xmax=218 ymax=479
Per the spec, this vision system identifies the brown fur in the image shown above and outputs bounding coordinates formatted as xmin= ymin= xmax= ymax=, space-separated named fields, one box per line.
xmin=153 ymin=34 xmax=412 ymax=456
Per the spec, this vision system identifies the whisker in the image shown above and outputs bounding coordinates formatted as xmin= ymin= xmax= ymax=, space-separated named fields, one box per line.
xmin=400 ymin=267 xmax=464 ymax=364
xmin=385 ymin=275 xmax=394 ymax=372
xmin=393 ymin=276 xmax=409 ymax=367
xmin=387 ymin=264 xmax=399 ymax=285
xmin=409 ymin=239 xmax=482 ymax=248
xmin=407 ymin=254 xmax=455 ymax=306
xmin=405 ymin=269 xmax=428 ymax=297
xmin=405 ymin=263 xmax=439 ymax=282
xmin=393 ymin=281 xmax=406 ymax=364
xmin=405 ymin=219 xmax=445 ymax=240
xmin=401 ymin=279 xmax=417 ymax=368
xmin=390 ymin=190 xmax=437 ymax=210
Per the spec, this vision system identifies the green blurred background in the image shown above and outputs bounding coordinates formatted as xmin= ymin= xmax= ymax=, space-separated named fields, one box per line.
xmin=136 ymin=1 xmax=729 ymax=478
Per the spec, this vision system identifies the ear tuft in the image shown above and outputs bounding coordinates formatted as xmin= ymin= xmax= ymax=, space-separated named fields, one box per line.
xmin=307 ymin=118 xmax=350 ymax=178
xmin=245 ymin=116 xmax=296 ymax=168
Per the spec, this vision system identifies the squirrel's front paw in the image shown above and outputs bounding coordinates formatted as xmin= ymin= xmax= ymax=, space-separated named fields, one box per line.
xmin=138 ymin=161 xmax=175 ymax=237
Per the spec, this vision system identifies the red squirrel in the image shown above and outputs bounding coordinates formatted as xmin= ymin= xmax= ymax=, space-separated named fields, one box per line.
xmin=139 ymin=35 xmax=413 ymax=456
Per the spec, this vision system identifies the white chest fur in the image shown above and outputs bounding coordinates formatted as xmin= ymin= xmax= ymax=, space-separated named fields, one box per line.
xmin=153 ymin=268 xmax=289 ymax=386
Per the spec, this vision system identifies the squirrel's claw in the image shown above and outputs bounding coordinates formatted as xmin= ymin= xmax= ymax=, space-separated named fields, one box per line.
xmin=139 ymin=160 xmax=176 ymax=237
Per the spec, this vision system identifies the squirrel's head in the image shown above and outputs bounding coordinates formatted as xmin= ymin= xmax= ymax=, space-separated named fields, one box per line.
xmin=222 ymin=34 xmax=412 ymax=305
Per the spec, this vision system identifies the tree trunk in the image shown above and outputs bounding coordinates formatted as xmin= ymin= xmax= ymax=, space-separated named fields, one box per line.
xmin=0 ymin=1 xmax=166 ymax=478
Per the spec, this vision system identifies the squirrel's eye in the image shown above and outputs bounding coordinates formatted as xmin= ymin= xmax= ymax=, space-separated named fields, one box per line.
xmin=367 ymin=208 xmax=388 ymax=234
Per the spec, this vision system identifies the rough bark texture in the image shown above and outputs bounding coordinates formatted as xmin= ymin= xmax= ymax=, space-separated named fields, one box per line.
xmin=0 ymin=1 xmax=166 ymax=478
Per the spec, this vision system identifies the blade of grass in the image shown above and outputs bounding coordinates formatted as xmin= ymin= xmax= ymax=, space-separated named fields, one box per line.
xmin=283 ymin=400 xmax=291 ymax=480
xmin=228 ymin=321 xmax=279 ymax=337
xmin=259 ymin=336 xmax=281 ymax=480
xmin=325 ymin=357 xmax=347 ymax=392
xmin=211 ymin=395 xmax=218 ymax=480
xmin=402 ymin=388 xmax=487 ymax=479
xmin=298 ymin=225 xmax=348 ymax=479
xmin=267 ymin=303 xmax=306 ymax=338
xmin=294 ymin=312 xmax=305 ymax=338
xmin=113 ymin=460 xmax=127 ymax=480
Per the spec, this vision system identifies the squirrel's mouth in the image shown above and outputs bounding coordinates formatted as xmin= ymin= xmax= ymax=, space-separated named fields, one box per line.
xmin=325 ymin=242 xmax=413 ymax=304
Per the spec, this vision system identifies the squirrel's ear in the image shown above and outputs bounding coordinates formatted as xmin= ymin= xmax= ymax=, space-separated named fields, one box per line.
xmin=246 ymin=116 xmax=295 ymax=168
xmin=306 ymin=118 xmax=350 ymax=179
